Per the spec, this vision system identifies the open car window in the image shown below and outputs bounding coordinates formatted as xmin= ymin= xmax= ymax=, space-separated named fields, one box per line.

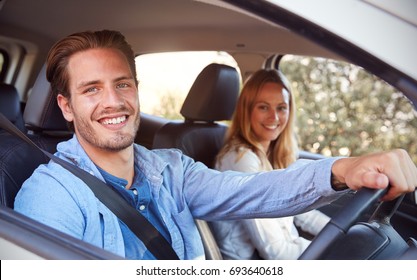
xmin=280 ymin=55 xmax=417 ymax=163
xmin=135 ymin=51 xmax=239 ymax=120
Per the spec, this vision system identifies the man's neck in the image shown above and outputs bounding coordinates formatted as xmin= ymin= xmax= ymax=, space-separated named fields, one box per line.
xmin=82 ymin=143 xmax=136 ymax=189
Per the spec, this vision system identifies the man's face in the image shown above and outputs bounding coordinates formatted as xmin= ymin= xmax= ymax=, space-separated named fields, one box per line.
xmin=57 ymin=48 xmax=140 ymax=153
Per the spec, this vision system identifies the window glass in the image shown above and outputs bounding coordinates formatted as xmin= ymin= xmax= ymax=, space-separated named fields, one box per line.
xmin=0 ymin=50 xmax=5 ymax=79
xmin=0 ymin=52 xmax=3 ymax=70
xmin=280 ymin=55 xmax=417 ymax=162
xmin=135 ymin=51 xmax=238 ymax=120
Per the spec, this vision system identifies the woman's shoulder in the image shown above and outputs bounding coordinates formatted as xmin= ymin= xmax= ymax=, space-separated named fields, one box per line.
xmin=216 ymin=145 xmax=262 ymax=172
xmin=223 ymin=144 xmax=258 ymax=161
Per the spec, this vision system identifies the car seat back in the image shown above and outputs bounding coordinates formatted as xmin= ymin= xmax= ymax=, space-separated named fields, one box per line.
xmin=152 ymin=63 xmax=241 ymax=260
xmin=153 ymin=63 xmax=240 ymax=168
xmin=0 ymin=83 xmax=26 ymax=133
xmin=0 ymin=65 xmax=71 ymax=207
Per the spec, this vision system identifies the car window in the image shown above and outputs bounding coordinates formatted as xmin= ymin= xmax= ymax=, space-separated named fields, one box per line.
xmin=280 ymin=55 xmax=417 ymax=162
xmin=135 ymin=51 xmax=239 ymax=120
xmin=0 ymin=49 xmax=7 ymax=81
xmin=0 ymin=51 xmax=3 ymax=70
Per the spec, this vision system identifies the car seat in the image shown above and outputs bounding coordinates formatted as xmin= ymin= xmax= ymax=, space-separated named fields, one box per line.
xmin=152 ymin=63 xmax=241 ymax=260
xmin=0 ymin=65 xmax=72 ymax=207
xmin=152 ymin=63 xmax=240 ymax=168
xmin=0 ymin=83 xmax=26 ymax=133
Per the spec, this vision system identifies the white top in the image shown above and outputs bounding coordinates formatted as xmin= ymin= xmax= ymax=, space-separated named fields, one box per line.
xmin=212 ymin=146 xmax=330 ymax=259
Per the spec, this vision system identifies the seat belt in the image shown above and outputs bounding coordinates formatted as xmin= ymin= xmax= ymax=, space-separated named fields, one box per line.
xmin=0 ymin=113 xmax=179 ymax=260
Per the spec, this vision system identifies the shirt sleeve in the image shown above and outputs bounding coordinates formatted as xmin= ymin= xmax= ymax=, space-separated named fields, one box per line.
xmin=14 ymin=163 xmax=87 ymax=239
xmin=182 ymin=149 xmax=345 ymax=220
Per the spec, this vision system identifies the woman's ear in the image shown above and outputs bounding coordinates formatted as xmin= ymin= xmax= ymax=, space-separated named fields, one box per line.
xmin=57 ymin=94 xmax=74 ymax=122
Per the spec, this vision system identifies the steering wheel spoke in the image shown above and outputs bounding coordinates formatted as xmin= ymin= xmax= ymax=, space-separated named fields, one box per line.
xmin=298 ymin=187 xmax=407 ymax=260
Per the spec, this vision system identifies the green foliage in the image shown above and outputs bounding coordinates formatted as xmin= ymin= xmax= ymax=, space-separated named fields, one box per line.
xmin=280 ymin=56 xmax=417 ymax=164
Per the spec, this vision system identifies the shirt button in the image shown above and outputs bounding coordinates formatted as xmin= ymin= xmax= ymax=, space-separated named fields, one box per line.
xmin=132 ymin=189 xmax=138 ymax=195
xmin=139 ymin=205 xmax=146 ymax=211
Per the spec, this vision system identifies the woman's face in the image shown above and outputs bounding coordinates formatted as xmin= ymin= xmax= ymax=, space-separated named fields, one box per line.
xmin=250 ymin=82 xmax=290 ymax=152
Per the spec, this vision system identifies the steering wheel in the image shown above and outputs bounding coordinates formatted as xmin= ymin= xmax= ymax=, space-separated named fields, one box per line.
xmin=299 ymin=187 xmax=406 ymax=259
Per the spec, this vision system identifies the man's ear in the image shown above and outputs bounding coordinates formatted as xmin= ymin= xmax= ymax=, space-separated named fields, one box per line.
xmin=57 ymin=94 xmax=74 ymax=122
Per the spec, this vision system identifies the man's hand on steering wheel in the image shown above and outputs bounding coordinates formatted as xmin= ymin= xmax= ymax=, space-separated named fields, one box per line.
xmin=331 ymin=149 xmax=417 ymax=201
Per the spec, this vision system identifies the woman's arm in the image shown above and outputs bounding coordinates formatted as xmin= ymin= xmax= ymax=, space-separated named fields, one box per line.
xmin=243 ymin=218 xmax=311 ymax=259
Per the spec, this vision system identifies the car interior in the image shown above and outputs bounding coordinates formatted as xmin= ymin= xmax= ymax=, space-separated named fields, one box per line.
xmin=0 ymin=83 xmax=26 ymax=133
xmin=1 ymin=0 xmax=416 ymax=260
xmin=0 ymin=60 xmax=243 ymax=260
xmin=2 ymin=55 xmax=416 ymax=260
xmin=151 ymin=63 xmax=241 ymax=259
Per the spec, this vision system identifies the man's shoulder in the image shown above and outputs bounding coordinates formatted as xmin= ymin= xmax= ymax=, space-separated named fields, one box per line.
xmin=15 ymin=160 xmax=93 ymax=211
xmin=22 ymin=160 xmax=86 ymax=190
xmin=135 ymin=144 xmax=183 ymax=158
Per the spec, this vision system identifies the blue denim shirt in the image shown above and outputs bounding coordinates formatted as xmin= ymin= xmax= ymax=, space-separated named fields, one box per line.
xmin=14 ymin=135 xmax=343 ymax=259
xmin=97 ymin=165 xmax=169 ymax=259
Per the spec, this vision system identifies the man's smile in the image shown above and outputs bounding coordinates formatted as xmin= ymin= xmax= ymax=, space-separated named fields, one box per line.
xmin=100 ymin=115 xmax=127 ymax=125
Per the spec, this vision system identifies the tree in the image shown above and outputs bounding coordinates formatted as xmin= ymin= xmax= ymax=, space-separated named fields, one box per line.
xmin=281 ymin=56 xmax=417 ymax=163
xmin=152 ymin=91 xmax=183 ymax=120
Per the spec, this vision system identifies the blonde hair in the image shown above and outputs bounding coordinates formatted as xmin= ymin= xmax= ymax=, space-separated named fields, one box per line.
xmin=217 ymin=69 xmax=298 ymax=169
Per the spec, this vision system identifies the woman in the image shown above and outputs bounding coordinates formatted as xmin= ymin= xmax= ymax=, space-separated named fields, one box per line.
xmin=212 ymin=69 xmax=330 ymax=260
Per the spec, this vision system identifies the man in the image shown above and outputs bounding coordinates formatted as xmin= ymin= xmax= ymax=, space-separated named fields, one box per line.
xmin=14 ymin=30 xmax=417 ymax=260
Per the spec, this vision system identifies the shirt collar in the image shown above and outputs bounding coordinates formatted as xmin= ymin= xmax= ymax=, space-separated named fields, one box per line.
xmin=56 ymin=134 xmax=168 ymax=186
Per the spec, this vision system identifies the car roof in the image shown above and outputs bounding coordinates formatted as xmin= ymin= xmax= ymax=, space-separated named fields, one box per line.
xmin=1 ymin=0 xmax=416 ymax=105
xmin=0 ymin=0 xmax=331 ymax=54
xmin=0 ymin=0 xmax=338 ymax=88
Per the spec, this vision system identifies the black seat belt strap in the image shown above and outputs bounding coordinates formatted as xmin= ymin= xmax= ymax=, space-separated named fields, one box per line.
xmin=0 ymin=113 xmax=179 ymax=260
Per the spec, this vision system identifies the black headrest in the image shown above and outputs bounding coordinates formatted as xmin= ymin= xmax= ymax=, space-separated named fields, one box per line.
xmin=180 ymin=63 xmax=240 ymax=122
xmin=0 ymin=83 xmax=25 ymax=132
xmin=23 ymin=64 xmax=68 ymax=132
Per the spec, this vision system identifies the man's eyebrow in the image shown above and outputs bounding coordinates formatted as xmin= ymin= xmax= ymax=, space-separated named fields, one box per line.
xmin=76 ymin=80 xmax=101 ymax=90
xmin=76 ymin=76 xmax=135 ymax=89
xmin=114 ymin=76 xmax=135 ymax=82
